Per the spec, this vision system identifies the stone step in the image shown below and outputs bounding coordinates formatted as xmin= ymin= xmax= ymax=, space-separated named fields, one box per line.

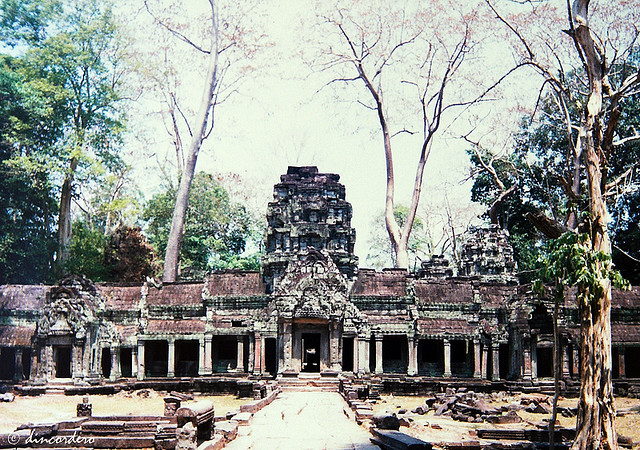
xmin=278 ymin=379 xmax=340 ymax=392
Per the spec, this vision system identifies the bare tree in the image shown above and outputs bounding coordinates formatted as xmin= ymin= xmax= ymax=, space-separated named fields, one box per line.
xmin=319 ymin=2 xmax=478 ymax=269
xmin=488 ymin=1 xmax=640 ymax=447
xmin=143 ymin=0 xmax=262 ymax=282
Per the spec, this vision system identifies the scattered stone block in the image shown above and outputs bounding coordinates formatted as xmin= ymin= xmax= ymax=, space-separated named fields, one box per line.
xmin=372 ymin=412 xmax=400 ymax=430
xmin=214 ymin=421 xmax=238 ymax=441
xmin=176 ymin=422 xmax=197 ymax=450
xmin=371 ymin=428 xmax=432 ymax=450
xmin=230 ymin=412 xmax=252 ymax=425
xmin=486 ymin=410 xmax=522 ymax=424
xmin=197 ymin=435 xmax=226 ymax=450
xmin=0 ymin=392 xmax=15 ymax=402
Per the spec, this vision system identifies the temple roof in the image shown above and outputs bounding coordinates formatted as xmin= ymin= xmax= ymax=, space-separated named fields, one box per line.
xmin=99 ymin=285 xmax=142 ymax=310
xmin=146 ymin=283 xmax=203 ymax=306
xmin=205 ymin=271 xmax=265 ymax=296
xmin=0 ymin=325 xmax=35 ymax=346
xmin=0 ymin=285 xmax=49 ymax=311
xmin=351 ymin=269 xmax=408 ymax=296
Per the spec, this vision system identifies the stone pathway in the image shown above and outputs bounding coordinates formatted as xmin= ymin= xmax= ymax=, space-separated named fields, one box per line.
xmin=225 ymin=391 xmax=380 ymax=450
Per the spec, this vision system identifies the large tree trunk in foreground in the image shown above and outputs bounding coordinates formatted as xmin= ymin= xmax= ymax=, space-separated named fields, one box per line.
xmin=571 ymin=1 xmax=617 ymax=448
xmin=162 ymin=1 xmax=219 ymax=282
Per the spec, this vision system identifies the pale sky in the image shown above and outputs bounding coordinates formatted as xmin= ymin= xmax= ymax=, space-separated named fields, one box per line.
xmin=120 ymin=0 xmax=541 ymax=265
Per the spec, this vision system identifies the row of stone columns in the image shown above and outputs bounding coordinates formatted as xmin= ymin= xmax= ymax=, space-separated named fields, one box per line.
xmin=349 ymin=335 xmax=501 ymax=379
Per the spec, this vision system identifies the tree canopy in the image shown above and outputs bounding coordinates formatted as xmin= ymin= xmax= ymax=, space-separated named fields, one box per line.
xmin=143 ymin=172 xmax=261 ymax=279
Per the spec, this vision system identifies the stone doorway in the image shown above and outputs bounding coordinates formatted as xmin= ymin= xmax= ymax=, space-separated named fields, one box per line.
xmin=302 ymin=333 xmax=321 ymax=372
xmin=54 ymin=345 xmax=72 ymax=378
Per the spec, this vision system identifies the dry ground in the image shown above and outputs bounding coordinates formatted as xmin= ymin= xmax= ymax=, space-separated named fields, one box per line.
xmin=0 ymin=390 xmax=247 ymax=434
xmin=372 ymin=394 xmax=640 ymax=448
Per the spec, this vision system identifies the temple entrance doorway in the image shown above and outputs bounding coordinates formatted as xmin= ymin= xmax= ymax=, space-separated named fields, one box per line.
xmin=302 ymin=333 xmax=321 ymax=372
xmin=54 ymin=346 xmax=71 ymax=378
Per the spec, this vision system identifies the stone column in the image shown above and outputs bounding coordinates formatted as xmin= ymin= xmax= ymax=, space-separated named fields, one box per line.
xmin=480 ymin=343 xmax=488 ymax=379
xmin=280 ymin=320 xmax=293 ymax=373
xmin=14 ymin=349 xmax=24 ymax=381
xmin=30 ymin=347 xmax=38 ymax=380
xmin=137 ymin=340 xmax=145 ymax=380
xmin=132 ymin=346 xmax=138 ymax=378
xmin=353 ymin=336 xmax=359 ymax=374
xmin=619 ymin=346 xmax=626 ymax=379
xmin=358 ymin=336 xmax=368 ymax=375
xmin=572 ymin=347 xmax=580 ymax=379
xmin=167 ymin=338 xmax=175 ymax=378
xmin=248 ymin=334 xmax=255 ymax=373
xmin=110 ymin=346 xmax=121 ymax=381
xmin=72 ymin=341 xmax=83 ymax=379
xmin=443 ymin=339 xmax=451 ymax=377
xmin=473 ymin=340 xmax=481 ymax=378
xmin=330 ymin=322 xmax=341 ymax=371
xmin=562 ymin=344 xmax=571 ymax=378
xmin=204 ymin=335 xmax=213 ymax=375
xmin=46 ymin=344 xmax=53 ymax=380
xmin=364 ymin=339 xmax=371 ymax=374
xmin=83 ymin=337 xmax=92 ymax=377
xmin=407 ymin=336 xmax=418 ymax=376
xmin=374 ymin=335 xmax=383 ymax=374
xmin=199 ymin=338 xmax=206 ymax=376
xmin=523 ymin=344 xmax=532 ymax=380
xmin=236 ymin=336 xmax=244 ymax=373
xmin=531 ymin=338 xmax=538 ymax=379
xmin=491 ymin=341 xmax=500 ymax=381
xmin=253 ymin=333 xmax=262 ymax=375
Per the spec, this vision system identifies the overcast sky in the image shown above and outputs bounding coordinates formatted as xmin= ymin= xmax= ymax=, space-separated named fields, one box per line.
xmin=120 ymin=0 xmax=541 ymax=264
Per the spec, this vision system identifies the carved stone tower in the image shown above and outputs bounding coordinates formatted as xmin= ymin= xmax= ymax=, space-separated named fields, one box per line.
xmin=458 ymin=224 xmax=517 ymax=283
xmin=262 ymin=166 xmax=358 ymax=292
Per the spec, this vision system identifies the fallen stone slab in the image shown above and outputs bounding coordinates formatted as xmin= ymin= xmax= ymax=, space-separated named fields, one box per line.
xmin=372 ymin=413 xmax=400 ymax=431
xmin=214 ymin=421 xmax=238 ymax=441
xmin=229 ymin=412 xmax=253 ymax=425
xmin=197 ymin=435 xmax=226 ymax=450
xmin=485 ymin=411 xmax=522 ymax=424
xmin=371 ymin=428 xmax=432 ymax=450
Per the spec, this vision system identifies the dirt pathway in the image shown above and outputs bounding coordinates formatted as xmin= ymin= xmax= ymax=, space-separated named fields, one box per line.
xmin=225 ymin=391 xmax=380 ymax=450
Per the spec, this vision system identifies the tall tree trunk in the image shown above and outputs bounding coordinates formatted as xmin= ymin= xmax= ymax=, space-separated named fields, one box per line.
xmin=162 ymin=1 xmax=219 ymax=282
xmin=571 ymin=1 xmax=617 ymax=448
xmin=56 ymin=156 xmax=79 ymax=275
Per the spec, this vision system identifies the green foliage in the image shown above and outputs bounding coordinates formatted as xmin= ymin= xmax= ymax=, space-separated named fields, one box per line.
xmin=143 ymin=172 xmax=262 ymax=278
xmin=63 ymin=220 xmax=109 ymax=281
xmin=0 ymin=52 xmax=58 ymax=283
xmin=469 ymin=66 xmax=640 ymax=283
xmin=534 ymin=232 xmax=630 ymax=305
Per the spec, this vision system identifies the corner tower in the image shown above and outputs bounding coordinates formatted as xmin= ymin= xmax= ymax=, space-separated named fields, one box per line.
xmin=262 ymin=166 xmax=358 ymax=292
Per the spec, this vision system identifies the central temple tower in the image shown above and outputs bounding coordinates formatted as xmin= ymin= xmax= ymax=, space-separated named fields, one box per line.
xmin=261 ymin=166 xmax=358 ymax=292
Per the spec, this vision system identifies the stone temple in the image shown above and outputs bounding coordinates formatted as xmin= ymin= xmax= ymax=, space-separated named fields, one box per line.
xmin=2 ymin=166 xmax=640 ymax=388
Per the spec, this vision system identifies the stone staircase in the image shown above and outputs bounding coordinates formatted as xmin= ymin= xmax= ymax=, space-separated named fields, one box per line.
xmin=277 ymin=374 xmax=340 ymax=392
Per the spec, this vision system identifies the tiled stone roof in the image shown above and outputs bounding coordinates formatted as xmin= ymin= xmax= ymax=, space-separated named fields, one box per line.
xmin=205 ymin=271 xmax=265 ymax=296
xmin=146 ymin=283 xmax=203 ymax=306
xmin=0 ymin=285 xmax=49 ymax=311
xmin=351 ymin=269 xmax=408 ymax=296
xmin=98 ymin=285 xmax=142 ymax=310
xmin=0 ymin=325 xmax=35 ymax=346
xmin=414 ymin=280 xmax=474 ymax=304
xmin=612 ymin=286 xmax=640 ymax=308
xmin=612 ymin=323 xmax=640 ymax=343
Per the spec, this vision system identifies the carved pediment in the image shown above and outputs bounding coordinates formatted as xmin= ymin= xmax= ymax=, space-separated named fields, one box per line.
xmin=270 ymin=249 xmax=364 ymax=325
xmin=37 ymin=276 xmax=104 ymax=338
